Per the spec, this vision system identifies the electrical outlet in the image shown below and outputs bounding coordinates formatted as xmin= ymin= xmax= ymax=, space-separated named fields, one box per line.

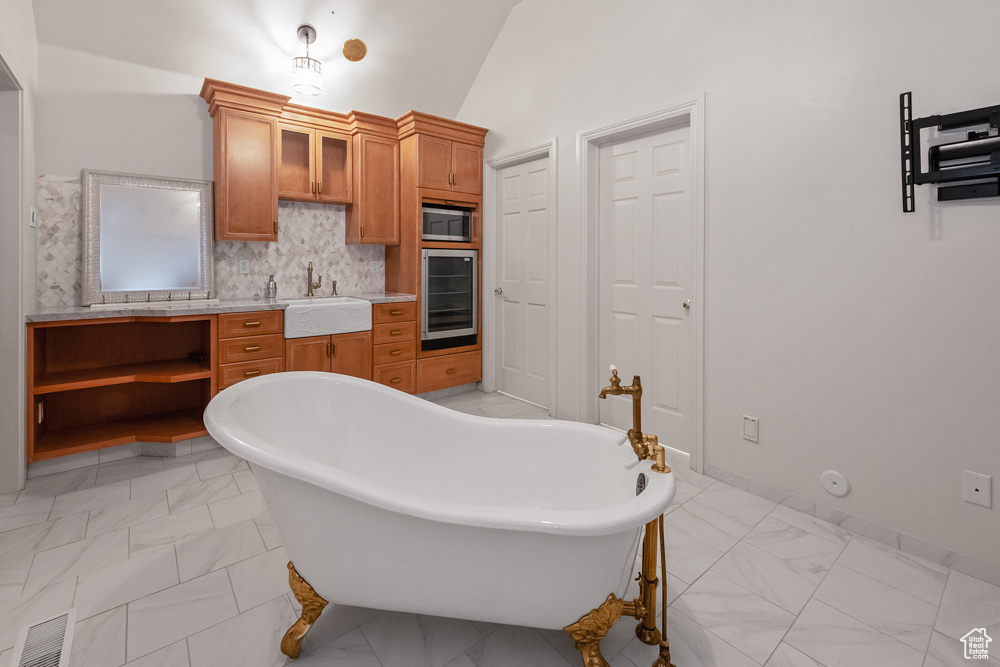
xmin=742 ymin=415 xmax=759 ymax=442
xmin=238 ymin=259 xmax=250 ymax=275
xmin=962 ymin=470 xmax=992 ymax=508
xmin=370 ymin=261 xmax=383 ymax=275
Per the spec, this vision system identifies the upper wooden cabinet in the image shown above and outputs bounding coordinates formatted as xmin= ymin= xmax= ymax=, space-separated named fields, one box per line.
xmin=397 ymin=112 xmax=487 ymax=197
xmin=414 ymin=135 xmax=482 ymax=195
xmin=214 ymin=108 xmax=281 ymax=241
xmin=279 ymin=124 xmax=352 ymax=204
xmin=346 ymin=132 xmax=400 ymax=245
xmin=201 ymin=80 xmax=290 ymax=242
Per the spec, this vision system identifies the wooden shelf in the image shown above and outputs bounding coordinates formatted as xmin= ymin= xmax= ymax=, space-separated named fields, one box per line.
xmin=34 ymin=359 xmax=212 ymax=394
xmin=27 ymin=315 xmax=218 ymax=463
xmin=32 ymin=408 xmax=209 ymax=461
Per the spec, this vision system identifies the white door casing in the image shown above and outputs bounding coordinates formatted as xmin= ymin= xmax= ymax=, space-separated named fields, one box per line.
xmin=496 ymin=156 xmax=551 ymax=407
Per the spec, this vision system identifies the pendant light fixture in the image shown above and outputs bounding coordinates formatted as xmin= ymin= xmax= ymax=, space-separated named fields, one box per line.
xmin=292 ymin=24 xmax=322 ymax=96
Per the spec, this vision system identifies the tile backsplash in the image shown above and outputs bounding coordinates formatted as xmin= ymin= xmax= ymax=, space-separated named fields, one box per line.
xmin=36 ymin=175 xmax=385 ymax=308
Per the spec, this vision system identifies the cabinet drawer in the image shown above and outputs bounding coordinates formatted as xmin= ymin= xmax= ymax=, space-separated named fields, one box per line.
xmin=219 ymin=311 xmax=283 ymax=338
xmin=373 ymin=361 xmax=415 ymax=393
xmin=373 ymin=321 xmax=416 ymax=345
xmin=372 ymin=302 xmax=416 ymax=324
xmin=218 ymin=333 xmax=284 ymax=364
xmin=373 ymin=340 xmax=416 ymax=366
xmin=219 ymin=358 xmax=284 ymax=389
xmin=416 ymin=351 xmax=481 ymax=393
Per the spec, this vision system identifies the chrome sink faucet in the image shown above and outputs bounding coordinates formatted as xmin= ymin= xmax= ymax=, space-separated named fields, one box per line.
xmin=306 ymin=262 xmax=322 ymax=296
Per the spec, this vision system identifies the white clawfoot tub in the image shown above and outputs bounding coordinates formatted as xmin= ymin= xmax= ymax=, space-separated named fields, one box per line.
xmin=203 ymin=372 xmax=675 ymax=638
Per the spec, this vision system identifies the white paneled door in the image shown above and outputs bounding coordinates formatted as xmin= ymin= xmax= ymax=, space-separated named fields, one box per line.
xmin=496 ymin=157 xmax=551 ymax=407
xmin=599 ymin=123 xmax=695 ymax=453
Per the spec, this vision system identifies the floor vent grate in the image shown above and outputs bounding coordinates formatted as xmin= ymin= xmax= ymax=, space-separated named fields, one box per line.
xmin=10 ymin=608 xmax=76 ymax=667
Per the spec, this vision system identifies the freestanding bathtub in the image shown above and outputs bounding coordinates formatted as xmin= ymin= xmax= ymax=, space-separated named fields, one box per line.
xmin=203 ymin=371 xmax=675 ymax=635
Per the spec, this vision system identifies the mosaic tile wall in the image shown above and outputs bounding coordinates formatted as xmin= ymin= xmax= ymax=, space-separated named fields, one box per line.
xmin=37 ymin=176 xmax=83 ymax=308
xmin=35 ymin=176 xmax=385 ymax=307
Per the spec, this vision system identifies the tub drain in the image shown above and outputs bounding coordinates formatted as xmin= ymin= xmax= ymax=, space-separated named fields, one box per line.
xmin=636 ymin=473 xmax=647 ymax=496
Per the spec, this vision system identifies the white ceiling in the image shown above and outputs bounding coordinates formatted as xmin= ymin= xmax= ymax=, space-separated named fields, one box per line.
xmin=31 ymin=0 xmax=520 ymax=119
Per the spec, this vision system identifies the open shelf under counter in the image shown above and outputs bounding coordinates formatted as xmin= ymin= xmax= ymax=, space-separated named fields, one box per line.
xmin=33 ymin=359 xmax=213 ymax=394
xmin=26 ymin=313 xmax=218 ymax=463
xmin=32 ymin=407 xmax=209 ymax=461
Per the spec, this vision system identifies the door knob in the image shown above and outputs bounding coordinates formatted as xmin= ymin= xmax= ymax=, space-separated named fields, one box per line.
xmin=683 ymin=300 xmax=691 ymax=311
xmin=495 ymin=287 xmax=503 ymax=295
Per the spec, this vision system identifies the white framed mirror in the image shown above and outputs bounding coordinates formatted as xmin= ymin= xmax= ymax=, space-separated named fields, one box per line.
xmin=82 ymin=169 xmax=214 ymax=306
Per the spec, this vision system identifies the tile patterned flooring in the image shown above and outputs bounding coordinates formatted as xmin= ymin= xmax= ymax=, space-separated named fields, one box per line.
xmin=0 ymin=389 xmax=998 ymax=666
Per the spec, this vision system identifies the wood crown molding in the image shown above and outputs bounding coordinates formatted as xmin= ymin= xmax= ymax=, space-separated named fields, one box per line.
xmin=396 ymin=111 xmax=488 ymax=146
xmin=199 ymin=79 xmax=488 ymax=144
xmin=199 ymin=78 xmax=290 ymax=117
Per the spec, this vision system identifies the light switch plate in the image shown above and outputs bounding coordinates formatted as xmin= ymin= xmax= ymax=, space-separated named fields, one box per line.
xmin=743 ymin=415 xmax=759 ymax=442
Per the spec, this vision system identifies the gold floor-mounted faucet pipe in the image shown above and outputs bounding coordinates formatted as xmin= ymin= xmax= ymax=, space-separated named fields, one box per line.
xmin=585 ymin=364 xmax=674 ymax=667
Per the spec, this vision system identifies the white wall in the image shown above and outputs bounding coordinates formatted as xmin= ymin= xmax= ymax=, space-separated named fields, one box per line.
xmin=36 ymin=45 xmax=211 ymax=180
xmin=457 ymin=0 xmax=1000 ymax=569
xmin=0 ymin=0 xmax=37 ymax=494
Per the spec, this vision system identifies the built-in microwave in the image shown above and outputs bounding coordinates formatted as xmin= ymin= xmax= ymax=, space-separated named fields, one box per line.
xmin=422 ymin=204 xmax=472 ymax=242
xmin=421 ymin=249 xmax=478 ymax=351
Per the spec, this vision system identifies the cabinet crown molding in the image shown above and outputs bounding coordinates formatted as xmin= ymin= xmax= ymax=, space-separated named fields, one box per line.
xmin=200 ymin=78 xmax=291 ymax=117
xmin=396 ymin=111 xmax=488 ymax=146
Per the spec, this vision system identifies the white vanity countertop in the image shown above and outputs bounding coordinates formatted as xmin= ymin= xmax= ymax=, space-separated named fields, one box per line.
xmin=26 ymin=293 xmax=416 ymax=322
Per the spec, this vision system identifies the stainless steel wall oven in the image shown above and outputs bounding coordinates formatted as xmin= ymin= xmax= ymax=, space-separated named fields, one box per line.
xmin=421 ymin=249 xmax=477 ymax=351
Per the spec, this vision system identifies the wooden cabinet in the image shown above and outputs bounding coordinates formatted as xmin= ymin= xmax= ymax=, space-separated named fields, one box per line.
xmin=414 ymin=135 xmax=482 ymax=195
xmin=279 ymin=125 xmax=352 ymax=204
xmin=372 ymin=302 xmax=417 ymax=392
xmin=393 ymin=113 xmax=488 ymax=393
xmin=26 ymin=316 xmax=217 ymax=462
xmin=346 ymin=133 xmax=400 ymax=245
xmin=285 ymin=331 xmax=373 ymax=379
xmin=417 ymin=350 xmax=482 ymax=393
xmin=212 ymin=108 xmax=280 ymax=241
xmin=217 ymin=311 xmax=285 ymax=389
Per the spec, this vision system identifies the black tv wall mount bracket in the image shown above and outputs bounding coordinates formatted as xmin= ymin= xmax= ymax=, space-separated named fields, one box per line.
xmin=900 ymin=92 xmax=1000 ymax=212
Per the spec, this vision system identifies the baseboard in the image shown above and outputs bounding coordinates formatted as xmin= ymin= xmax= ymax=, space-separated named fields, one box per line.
xmin=703 ymin=462 xmax=1000 ymax=588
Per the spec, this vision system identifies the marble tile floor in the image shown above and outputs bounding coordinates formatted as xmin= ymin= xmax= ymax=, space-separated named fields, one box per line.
xmin=0 ymin=389 xmax=997 ymax=666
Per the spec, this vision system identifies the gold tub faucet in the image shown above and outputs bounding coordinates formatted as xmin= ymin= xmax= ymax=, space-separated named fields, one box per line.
xmin=599 ymin=365 xmax=669 ymax=473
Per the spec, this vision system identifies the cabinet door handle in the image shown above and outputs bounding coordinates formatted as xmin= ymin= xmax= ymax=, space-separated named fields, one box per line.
xmin=390 ymin=329 xmax=402 ymax=336
xmin=243 ymin=321 xmax=261 ymax=328
xmin=327 ymin=342 xmax=336 ymax=357
xmin=390 ymin=377 xmax=403 ymax=384
xmin=361 ymin=224 xmax=365 ymax=238
xmin=244 ymin=369 xmax=262 ymax=377
xmin=317 ymin=181 xmax=322 ymax=194
xmin=390 ymin=309 xmax=403 ymax=316
xmin=390 ymin=349 xmax=403 ymax=356
xmin=446 ymin=368 xmax=457 ymax=374
xmin=243 ymin=345 xmax=261 ymax=352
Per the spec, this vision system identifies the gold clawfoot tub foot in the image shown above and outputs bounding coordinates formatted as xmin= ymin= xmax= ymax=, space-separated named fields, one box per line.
xmin=281 ymin=561 xmax=329 ymax=659
xmin=563 ymin=593 xmax=624 ymax=667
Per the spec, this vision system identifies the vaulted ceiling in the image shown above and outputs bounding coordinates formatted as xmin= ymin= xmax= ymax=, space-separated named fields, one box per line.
xmin=31 ymin=0 xmax=520 ymax=118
